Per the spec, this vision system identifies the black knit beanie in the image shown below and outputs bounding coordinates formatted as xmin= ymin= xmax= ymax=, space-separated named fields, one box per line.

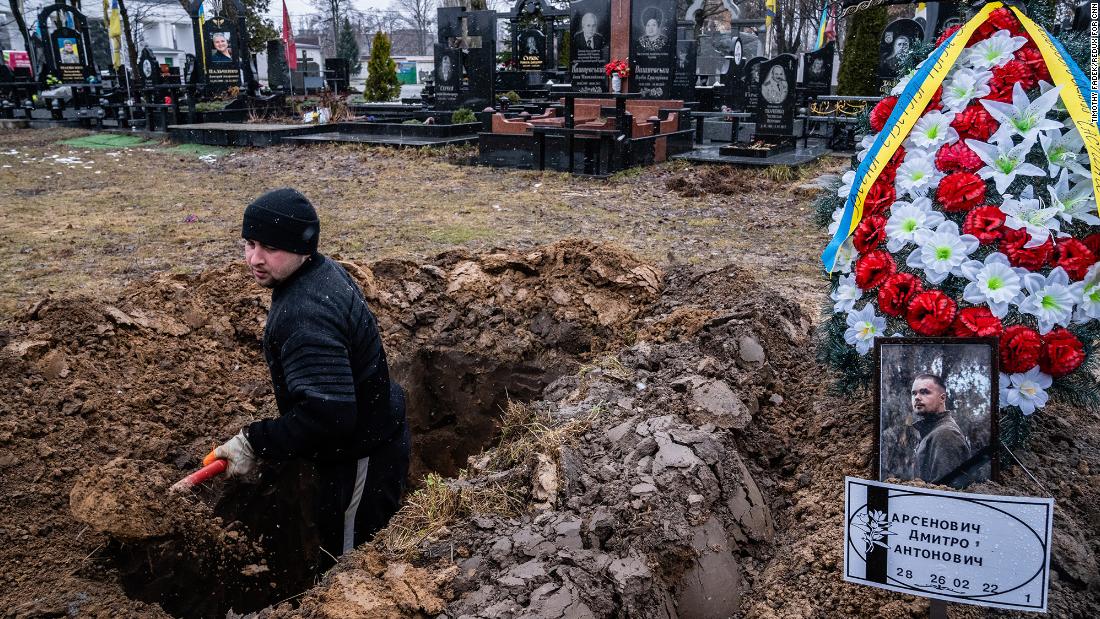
xmin=241 ymin=188 xmax=320 ymax=255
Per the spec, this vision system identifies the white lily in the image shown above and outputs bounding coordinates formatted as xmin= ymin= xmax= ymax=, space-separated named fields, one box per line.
xmin=895 ymin=149 xmax=941 ymax=198
xmin=1038 ymin=80 xmax=1068 ymax=115
xmin=830 ymin=237 xmax=858 ymax=274
xmin=966 ymin=29 xmax=1028 ymax=70
xmin=966 ymin=134 xmax=1046 ymax=193
xmin=981 ymin=82 xmax=1064 ymax=143
xmin=1000 ymin=185 xmax=1063 ymax=248
xmin=828 ymin=205 xmax=846 ymax=235
xmin=941 ymin=67 xmax=993 ymax=111
xmin=959 ymin=252 xmax=1026 ymax=317
xmin=1019 ymin=267 xmax=1083 ymax=333
xmin=905 ymin=220 xmax=980 ymax=284
xmin=837 ymin=170 xmax=856 ymax=199
xmin=1000 ymin=368 xmax=1052 ymax=415
xmin=1039 ymin=127 xmax=1089 ymax=178
xmin=1047 ymin=169 xmax=1100 ymax=226
xmin=1074 ymin=263 xmax=1100 ymax=323
xmin=907 ymin=111 xmax=959 ymax=150
xmin=831 ymin=273 xmax=863 ymax=313
xmin=844 ymin=303 xmax=886 ymax=355
xmin=856 ymin=134 xmax=876 ymax=162
xmin=885 ymin=197 xmax=944 ymax=252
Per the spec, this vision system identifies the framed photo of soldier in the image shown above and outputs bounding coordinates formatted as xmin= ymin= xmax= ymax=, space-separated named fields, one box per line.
xmin=873 ymin=337 xmax=999 ymax=489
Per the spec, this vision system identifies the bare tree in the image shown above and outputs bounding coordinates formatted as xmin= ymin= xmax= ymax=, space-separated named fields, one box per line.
xmin=389 ymin=0 xmax=434 ymax=55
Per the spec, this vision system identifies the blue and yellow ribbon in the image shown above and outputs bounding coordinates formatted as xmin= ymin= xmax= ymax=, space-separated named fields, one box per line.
xmin=821 ymin=1 xmax=1100 ymax=271
xmin=1008 ymin=5 xmax=1100 ymax=216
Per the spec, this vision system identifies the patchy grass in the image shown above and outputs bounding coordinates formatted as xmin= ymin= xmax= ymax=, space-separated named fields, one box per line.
xmin=169 ymin=143 xmax=231 ymax=158
xmin=0 ymin=128 xmax=836 ymax=316
xmin=58 ymin=134 xmax=154 ymax=149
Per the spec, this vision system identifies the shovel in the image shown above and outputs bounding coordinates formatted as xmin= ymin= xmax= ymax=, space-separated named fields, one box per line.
xmin=169 ymin=449 xmax=227 ymax=494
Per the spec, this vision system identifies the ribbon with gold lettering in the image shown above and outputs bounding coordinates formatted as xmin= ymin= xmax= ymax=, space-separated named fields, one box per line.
xmin=822 ymin=2 xmax=1005 ymax=272
xmin=1008 ymin=5 xmax=1100 ymax=218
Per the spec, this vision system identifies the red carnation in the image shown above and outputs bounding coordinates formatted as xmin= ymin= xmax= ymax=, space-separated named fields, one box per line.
xmin=907 ymin=291 xmax=958 ymax=336
xmin=1039 ymin=328 xmax=1086 ymax=378
xmin=853 ymin=215 xmax=888 ymax=253
xmin=987 ymin=7 xmax=1027 ymax=37
xmin=1084 ymin=233 xmax=1100 ymax=257
xmin=937 ymin=172 xmax=987 ymax=212
xmin=878 ymin=146 xmax=907 ymax=185
xmin=1000 ymin=325 xmax=1042 ymax=373
xmin=953 ymin=306 xmax=1004 ymax=337
xmin=1000 ymin=228 xmax=1053 ymax=270
xmin=1015 ymin=45 xmax=1051 ymax=83
xmin=923 ymin=86 xmax=944 ymax=114
xmin=963 ymin=206 xmax=1007 ymax=245
xmin=951 ymin=104 xmax=999 ymax=141
xmin=864 ymin=176 xmax=897 ymax=218
xmin=1053 ymin=238 xmax=1098 ymax=280
xmin=992 ymin=60 xmax=1037 ymax=93
xmin=936 ymin=141 xmax=983 ymax=173
xmin=870 ymin=96 xmax=898 ymax=133
xmin=878 ymin=273 xmax=923 ymax=317
xmin=936 ymin=24 xmax=962 ymax=47
xmin=855 ymin=250 xmax=897 ymax=290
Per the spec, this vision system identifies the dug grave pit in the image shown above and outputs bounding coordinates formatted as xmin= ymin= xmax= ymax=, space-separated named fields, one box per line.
xmin=0 ymin=240 xmax=662 ymax=617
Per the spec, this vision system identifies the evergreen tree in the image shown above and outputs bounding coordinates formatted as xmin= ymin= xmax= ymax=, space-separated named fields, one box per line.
xmin=336 ymin=18 xmax=362 ymax=74
xmin=364 ymin=31 xmax=401 ymax=102
xmin=836 ymin=6 xmax=887 ymax=97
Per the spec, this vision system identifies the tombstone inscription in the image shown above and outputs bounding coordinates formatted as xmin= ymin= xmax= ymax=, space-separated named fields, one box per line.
xmin=742 ymin=56 xmax=765 ymax=110
xmin=516 ymin=28 xmax=547 ymax=70
xmin=435 ymin=6 xmax=497 ymax=109
xmin=754 ymin=54 xmax=796 ymax=137
xmin=569 ymin=0 xmax=611 ymax=93
xmin=630 ymin=0 xmax=677 ymax=98
xmin=35 ymin=5 xmax=96 ymax=84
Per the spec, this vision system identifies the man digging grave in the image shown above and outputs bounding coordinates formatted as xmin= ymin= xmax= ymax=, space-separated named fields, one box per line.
xmin=208 ymin=187 xmax=412 ymax=576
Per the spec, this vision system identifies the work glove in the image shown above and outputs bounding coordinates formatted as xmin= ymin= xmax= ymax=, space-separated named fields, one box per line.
xmin=213 ymin=430 xmax=257 ymax=478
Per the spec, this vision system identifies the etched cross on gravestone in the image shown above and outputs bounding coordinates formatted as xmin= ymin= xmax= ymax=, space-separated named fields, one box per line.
xmin=449 ymin=16 xmax=482 ymax=50
xmin=435 ymin=6 xmax=496 ymax=109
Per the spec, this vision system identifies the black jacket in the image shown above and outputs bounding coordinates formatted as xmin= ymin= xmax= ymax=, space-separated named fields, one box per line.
xmin=246 ymin=254 xmax=403 ymax=462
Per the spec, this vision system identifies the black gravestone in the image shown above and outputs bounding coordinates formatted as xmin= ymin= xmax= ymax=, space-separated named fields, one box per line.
xmin=919 ymin=1 xmax=961 ymax=42
xmin=139 ymin=47 xmax=161 ymax=86
xmin=742 ymin=56 xmax=766 ymax=110
xmin=324 ymin=57 xmax=350 ymax=93
xmin=754 ymin=54 xmax=797 ymax=137
xmin=50 ymin=27 xmax=93 ymax=83
xmin=202 ymin=15 xmax=243 ymax=92
xmin=436 ymin=7 xmax=497 ymax=110
xmin=631 ymin=0 xmax=677 ymax=98
xmin=878 ymin=18 xmax=924 ymax=83
xmin=516 ymin=28 xmax=547 ymax=70
xmin=671 ymin=26 xmax=696 ymax=101
xmin=434 ymin=45 xmax=463 ymax=108
xmin=720 ymin=55 xmax=744 ymax=109
xmin=801 ymin=40 xmax=834 ymax=98
xmin=267 ymin=40 xmax=289 ymax=90
xmin=569 ymin=0 xmax=611 ymax=93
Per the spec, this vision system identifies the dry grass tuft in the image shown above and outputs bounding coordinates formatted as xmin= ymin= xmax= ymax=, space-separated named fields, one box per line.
xmin=375 ymin=399 xmax=603 ymax=560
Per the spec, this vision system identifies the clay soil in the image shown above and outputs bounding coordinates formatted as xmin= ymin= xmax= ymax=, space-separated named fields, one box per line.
xmin=0 ymin=129 xmax=1097 ymax=618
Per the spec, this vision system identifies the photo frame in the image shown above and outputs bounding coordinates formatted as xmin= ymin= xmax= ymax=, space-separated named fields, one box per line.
xmin=873 ymin=337 xmax=999 ymax=489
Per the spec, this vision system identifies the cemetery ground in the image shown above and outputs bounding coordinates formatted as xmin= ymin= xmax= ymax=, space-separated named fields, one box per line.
xmin=0 ymin=128 xmax=1097 ymax=618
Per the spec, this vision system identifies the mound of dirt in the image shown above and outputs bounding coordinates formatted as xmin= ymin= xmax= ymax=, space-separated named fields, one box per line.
xmin=70 ymin=458 xmax=180 ymax=539
xmin=2 ymin=239 xmax=1097 ymax=618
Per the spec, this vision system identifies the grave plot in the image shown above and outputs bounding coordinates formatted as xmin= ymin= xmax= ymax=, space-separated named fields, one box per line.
xmin=4 ymin=239 xmax=1096 ymax=618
